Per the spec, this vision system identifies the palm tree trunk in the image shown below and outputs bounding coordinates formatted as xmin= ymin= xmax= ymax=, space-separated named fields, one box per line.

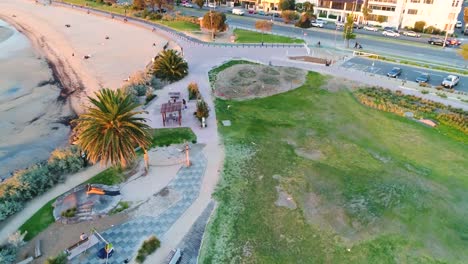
xmin=143 ymin=148 xmax=149 ymax=175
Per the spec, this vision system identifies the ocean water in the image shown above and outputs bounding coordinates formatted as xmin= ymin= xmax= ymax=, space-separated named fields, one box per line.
xmin=0 ymin=20 xmax=71 ymax=180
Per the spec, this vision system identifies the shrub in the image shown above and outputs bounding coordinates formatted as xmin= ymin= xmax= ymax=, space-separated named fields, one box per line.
xmin=421 ymin=90 xmax=429 ymax=94
xmin=136 ymin=236 xmax=161 ymax=263
xmin=0 ymin=244 xmax=17 ymax=264
xmin=281 ymin=10 xmax=299 ymax=24
xmin=153 ymin=49 xmax=188 ymax=82
xmin=0 ymin=146 xmax=86 ymax=222
xmin=44 ymin=252 xmax=68 ymax=264
xmin=145 ymin=94 xmax=157 ymax=104
xmin=149 ymin=13 xmax=163 ymax=20
xmin=195 ymin=99 xmax=210 ymax=120
xmin=413 ymin=21 xmax=426 ymax=32
xmin=435 ymin=86 xmax=444 ymax=90
xmin=61 ymin=207 xmax=77 ymax=218
xmin=295 ymin=13 xmax=311 ymax=28
xmin=188 ymin=82 xmax=200 ymax=100
xmin=110 ymin=201 xmax=130 ymax=215
xmin=133 ymin=84 xmax=147 ymax=96
xmin=162 ymin=14 xmax=175 ymax=21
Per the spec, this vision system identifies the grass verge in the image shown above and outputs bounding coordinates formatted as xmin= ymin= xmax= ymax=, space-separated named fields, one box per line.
xmin=200 ymin=65 xmax=468 ymax=263
xmin=149 ymin=127 xmax=197 ymax=147
xmin=157 ymin=20 xmax=200 ymax=31
xmin=233 ymin=29 xmax=304 ymax=44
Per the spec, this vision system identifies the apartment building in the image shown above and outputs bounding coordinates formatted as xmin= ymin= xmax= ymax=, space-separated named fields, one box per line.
xmin=313 ymin=0 xmax=462 ymax=33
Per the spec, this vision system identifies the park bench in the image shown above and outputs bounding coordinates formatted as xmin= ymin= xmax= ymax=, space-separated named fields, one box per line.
xmin=34 ymin=240 xmax=42 ymax=258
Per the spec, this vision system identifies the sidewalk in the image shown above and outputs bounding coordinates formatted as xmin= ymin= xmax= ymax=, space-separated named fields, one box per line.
xmin=0 ymin=165 xmax=107 ymax=243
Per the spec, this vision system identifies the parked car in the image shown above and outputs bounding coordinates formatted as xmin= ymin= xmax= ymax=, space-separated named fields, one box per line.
xmin=363 ymin=25 xmax=378 ymax=32
xmin=441 ymin=75 xmax=460 ymax=88
xmin=383 ymin=26 xmax=398 ymax=32
xmin=232 ymin=8 xmax=245 ymax=16
xmin=207 ymin=2 xmax=216 ymax=8
xmin=257 ymin=10 xmax=266 ymax=16
xmin=382 ymin=30 xmax=400 ymax=37
xmin=335 ymin=21 xmax=344 ymax=29
xmin=447 ymin=38 xmax=461 ymax=46
xmin=416 ymin=73 xmax=430 ymax=83
xmin=428 ymin=37 xmax=449 ymax=46
xmin=456 ymin=21 xmax=463 ymax=28
xmin=387 ymin=67 xmax=402 ymax=78
xmin=248 ymin=9 xmax=255 ymax=14
xmin=182 ymin=2 xmax=193 ymax=7
xmin=353 ymin=23 xmax=364 ymax=29
xmin=311 ymin=20 xmax=324 ymax=28
xmin=402 ymin=31 xmax=421 ymax=38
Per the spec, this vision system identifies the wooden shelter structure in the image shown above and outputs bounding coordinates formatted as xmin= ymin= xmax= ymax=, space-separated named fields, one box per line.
xmin=160 ymin=101 xmax=182 ymax=126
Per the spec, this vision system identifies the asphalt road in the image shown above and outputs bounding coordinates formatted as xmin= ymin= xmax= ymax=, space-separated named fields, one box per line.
xmin=179 ymin=7 xmax=466 ymax=67
xmin=343 ymin=57 xmax=468 ymax=92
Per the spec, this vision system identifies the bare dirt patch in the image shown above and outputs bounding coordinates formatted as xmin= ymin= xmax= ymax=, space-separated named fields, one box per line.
xmin=275 ymin=186 xmax=297 ymax=209
xmin=214 ymin=64 xmax=306 ymax=100
xmin=321 ymin=76 xmax=362 ymax=92
xmin=289 ymin=56 xmax=329 ymax=64
xmin=294 ymin=148 xmax=323 ymax=161
xmin=17 ymin=213 xmax=129 ymax=263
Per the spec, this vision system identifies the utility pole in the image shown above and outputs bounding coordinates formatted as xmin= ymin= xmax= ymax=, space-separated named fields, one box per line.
xmin=443 ymin=6 xmax=457 ymax=48
xmin=210 ymin=8 xmax=214 ymax=41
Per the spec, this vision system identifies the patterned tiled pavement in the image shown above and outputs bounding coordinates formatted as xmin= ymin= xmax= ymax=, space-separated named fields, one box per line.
xmin=70 ymin=150 xmax=207 ymax=264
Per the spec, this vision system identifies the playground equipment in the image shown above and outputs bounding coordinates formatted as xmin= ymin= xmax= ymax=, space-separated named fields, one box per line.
xmin=64 ymin=228 xmax=114 ymax=262
xmin=86 ymin=184 xmax=121 ymax=196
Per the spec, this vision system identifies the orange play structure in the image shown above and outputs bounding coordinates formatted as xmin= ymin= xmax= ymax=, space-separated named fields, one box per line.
xmin=86 ymin=185 xmax=105 ymax=195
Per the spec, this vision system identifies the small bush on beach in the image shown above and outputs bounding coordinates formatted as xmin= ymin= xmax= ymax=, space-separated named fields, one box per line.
xmin=153 ymin=49 xmax=188 ymax=82
xmin=136 ymin=236 xmax=160 ymax=263
xmin=0 ymin=244 xmax=17 ymax=264
xmin=195 ymin=99 xmax=210 ymax=121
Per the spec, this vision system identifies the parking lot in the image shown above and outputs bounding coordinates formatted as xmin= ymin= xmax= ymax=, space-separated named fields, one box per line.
xmin=342 ymin=57 xmax=468 ymax=92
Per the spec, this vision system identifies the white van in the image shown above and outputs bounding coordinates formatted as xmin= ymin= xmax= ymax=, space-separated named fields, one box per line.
xmin=232 ymin=8 xmax=245 ymax=16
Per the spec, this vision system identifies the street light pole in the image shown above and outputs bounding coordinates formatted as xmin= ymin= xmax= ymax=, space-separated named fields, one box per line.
xmin=210 ymin=8 xmax=214 ymax=41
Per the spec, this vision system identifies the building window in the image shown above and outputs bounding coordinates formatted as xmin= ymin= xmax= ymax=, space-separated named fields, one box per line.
xmin=423 ymin=0 xmax=433 ymax=3
xmin=452 ymin=0 xmax=459 ymax=7
xmin=407 ymin=9 xmax=418 ymax=15
xmin=410 ymin=0 xmax=420 ymax=3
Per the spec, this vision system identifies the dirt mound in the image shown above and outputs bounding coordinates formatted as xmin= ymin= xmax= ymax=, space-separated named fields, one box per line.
xmin=213 ymin=64 xmax=306 ymax=100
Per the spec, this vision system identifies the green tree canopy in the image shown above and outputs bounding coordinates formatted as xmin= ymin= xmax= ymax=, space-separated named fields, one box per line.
xmin=153 ymin=49 xmax=188 ymax=82
xmin=195 ymin=0 xmax=204 ymax=8
xmin=343 ymin=14 xmax=356 ymax=48
xmin=133 ymin=0 xmax=146 ymax=10
xmin=73 ymin=89 xmax=152 ymax=170
xmin=279 ymin=0 xmax=295 ymax=11
xmin=281 ymin=10 xmax=299 ymax=24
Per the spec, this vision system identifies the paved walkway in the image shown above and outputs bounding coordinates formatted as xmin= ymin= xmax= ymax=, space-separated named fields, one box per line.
xmin=70 ymin=150 xmax=207 ymax=264
xmin=0 ymin=165 xmax=107 ymax=243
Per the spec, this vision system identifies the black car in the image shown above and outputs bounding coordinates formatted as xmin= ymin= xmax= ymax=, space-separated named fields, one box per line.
xmin=387 ymin=67 xmax=402 ymax=78
xmin=428 ymin=37 xmax=448 ymax=46
xmin=353 ymin=23 xmax=364 ymax=29
xmin=383 ymin=26 xmax=398 ymax=32
xmin=416 ymin=73 xmax=430 ymax=83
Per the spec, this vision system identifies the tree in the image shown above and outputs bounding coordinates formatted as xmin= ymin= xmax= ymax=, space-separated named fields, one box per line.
xmin=281 ymin=10 xmax=298 ymax=24
xmin=361 ymin=0 xmax=371 ymax=23
xmin=458 ymin=44 xmax=468 ymax=60
xmin=255 ymin=20 xmax=273 ymax=43
xmin=72 ymin=89 xmax=152 ymax=173
xmin=279 ymin=0 xmax=295 ymax=11
xmin=145 ymin=0 xmax=173 ymax=13
xmin=343 ymin=14 xmax=356 ymax=48
xmin=153 ymin=49 xmax=188 ymax=82
xmin=413 ymin=21 xmax=426 ymax=32
xmin=195 ymin=0 xmax=204 ymax=8
xmin=464 ymin=7 xmax=468 ymax=24
xmin=303 ymin=1 xmax=314 ymax=14
xmin=377 ymin=15 xmax=386 ymax=24
xmin=295 ymin=12 xmax=312 ymax=28
xmin=201 ymin=11 xmax=228 ymax=39
xmin=133 ymin=0 xmax=146 ymax=10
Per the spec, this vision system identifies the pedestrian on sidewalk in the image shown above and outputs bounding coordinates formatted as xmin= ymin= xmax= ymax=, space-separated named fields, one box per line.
xmin=182 ymin=99 xmax=187 ymax=109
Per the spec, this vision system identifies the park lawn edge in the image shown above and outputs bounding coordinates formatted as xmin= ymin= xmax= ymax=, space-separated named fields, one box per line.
xmin=233 ymin=28 xmax=305 ymax=44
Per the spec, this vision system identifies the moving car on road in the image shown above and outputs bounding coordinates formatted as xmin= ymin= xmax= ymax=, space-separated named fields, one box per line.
xmin=232 ymin=8 xmax=245 ymax=16
xmin=441 ymin=75 xmax=460 ymax=88
xmin=456 ymin=21 xmax=463 ymax=28
xmin=363 ymin=25 xmax=378 ymax=32
xmin=428 ymin=37 xmax=450 ymax=46
xmin=257 ymin=10 xmax=266 ymax=16
xmin=415 ymin=73 xmax=430 ymax=84
xmin=447 ymin=38 xmax=461 ymax=46
xmin=382 ymin=30 xmax=400 ymax=37
xmin=402 ymin=31 xmax=421 ymax=38
xmin=387 ymin=67 xmax=402 ymax=78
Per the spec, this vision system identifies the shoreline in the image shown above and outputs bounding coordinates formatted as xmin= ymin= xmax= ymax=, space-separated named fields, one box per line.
xmin=0 ymin=14 xmax=92 ymax=116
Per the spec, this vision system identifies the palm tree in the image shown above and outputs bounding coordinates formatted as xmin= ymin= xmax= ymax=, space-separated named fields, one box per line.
xmin=153 ymin=49 xmax=188 ymax=82
xmin=73 ymin=88 xmax=152 ymax=173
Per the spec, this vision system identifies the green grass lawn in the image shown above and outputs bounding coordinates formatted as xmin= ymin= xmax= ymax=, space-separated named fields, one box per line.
xmin=200 ymin=68 xmax=468 ymax=263
xmin=149 ymin=127 xmax=197 ymax=147
xmin=62 ymin=0 xmax=126 ymax=15
xmin=234 ymin=29 xmax=304 ymax=44
xmin=157 ymin=20 xmax=200 ymax=31
xmin=19 ymin=167 xmax=126 ymax=241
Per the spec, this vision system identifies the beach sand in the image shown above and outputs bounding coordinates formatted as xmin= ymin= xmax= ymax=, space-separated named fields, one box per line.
xmin=0 ymin=0 xmax=169 ymax=178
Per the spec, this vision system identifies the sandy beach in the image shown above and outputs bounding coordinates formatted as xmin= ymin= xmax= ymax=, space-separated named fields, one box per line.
xmin=0 ymin=0 xmax=169 ymax=178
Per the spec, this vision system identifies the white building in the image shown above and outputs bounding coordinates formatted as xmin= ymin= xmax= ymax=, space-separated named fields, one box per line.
xmin=312 ymin=0 xmax=462 ymax=33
